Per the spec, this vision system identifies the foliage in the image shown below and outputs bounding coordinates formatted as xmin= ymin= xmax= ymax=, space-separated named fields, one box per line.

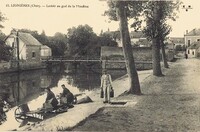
xmin=47 ymin=32 xmax=68 ymax=56
xmin=99 ymin=32 xmax=118 ymax=47
xmin=143 ymin=1 xmax=181 ymax=72
xmin=0 ymin=12 xmax=10 ymax=61
xmin=105 ymin=1 xmax=144 ymax=31
xmin=67 ymin=24 xmax=97 ymax=56
xmin=67 ymin=24 xmax=117 ymax=58
xmin=105 ymin=1 xmax=180 ymax=41
xmin=0 ymin=11 xmax=6 ymax=29
xmin=143 ymin=1 xmax=181 ymax=40
xmin=0 ymin=32 xmax=6 ymax=41
xmin=0 ymin=40 xmax=12 ymax=61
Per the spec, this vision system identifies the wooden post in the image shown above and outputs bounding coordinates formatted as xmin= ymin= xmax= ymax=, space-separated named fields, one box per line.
xmin=16 ymin=31 xmax=20 ymax=71
xmin=102 ymin=60 xmax=106 ymax=70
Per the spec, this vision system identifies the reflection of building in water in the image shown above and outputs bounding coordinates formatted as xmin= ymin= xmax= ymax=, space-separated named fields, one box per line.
xmin=0 ymin=69 xmax=55 ymax=106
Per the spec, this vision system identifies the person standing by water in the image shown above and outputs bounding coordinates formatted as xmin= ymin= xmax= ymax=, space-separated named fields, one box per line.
xmin=100 ymin=69 xmax=113 ymax=103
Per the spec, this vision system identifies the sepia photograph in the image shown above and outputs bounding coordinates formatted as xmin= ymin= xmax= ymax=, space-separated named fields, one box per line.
xmin=0 ymin=0 xmax=200 ymax=131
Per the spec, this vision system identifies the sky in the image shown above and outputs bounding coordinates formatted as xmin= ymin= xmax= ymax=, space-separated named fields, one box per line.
xmin=0 ymin=0 xmax=200 ymax=37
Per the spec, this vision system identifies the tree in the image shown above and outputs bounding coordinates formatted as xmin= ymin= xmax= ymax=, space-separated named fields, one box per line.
xmin=0 ymin=11 xmax=6 ymax=29
xmin=99 ymin=32 xmax=118 ymax=47
xmin=67 ymin=25 xmax=97 ymax=56
xmin=85 ymin=32 xmax=118 ymax=58
xmin=0 ymin=12 xmax=11 ymax=62
xmin=160 ymin=24 xmax=172 ymax=68
xmin=106 ymin=1 xmax=143 ymax=94
xmin=45 ymin=33 xmax=68 ymax=57
xmin=0 ymin=32 xmax=6 ymax=41
xmin=0 ymin=40 xmax=12 ymax=61
xmin=39 ymin=30 xmax=48 ymax=44
xmin=143 ymin=1 xmax=180 ymax=76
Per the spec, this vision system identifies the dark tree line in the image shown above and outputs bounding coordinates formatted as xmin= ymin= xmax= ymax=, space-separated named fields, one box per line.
xmin=18 ymin=25 xmax=118 ymax=58
xmin=67 ymin=24 xmax=118 ymax=58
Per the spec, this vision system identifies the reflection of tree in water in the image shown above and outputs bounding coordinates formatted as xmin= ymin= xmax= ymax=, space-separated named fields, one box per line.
xmin=62 ymin=63 xmax=127 ymax=91
xmin=0 ymin=85 xmax=11 ymax=125
xmin=0 ymin=98 xmax=7 ymax=125
xmin=64 ymin=63 xmax=101 ymax=91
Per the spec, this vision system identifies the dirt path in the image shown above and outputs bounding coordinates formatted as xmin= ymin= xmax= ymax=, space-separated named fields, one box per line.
xmin=72 ymin=58 xmax=200 ymax=131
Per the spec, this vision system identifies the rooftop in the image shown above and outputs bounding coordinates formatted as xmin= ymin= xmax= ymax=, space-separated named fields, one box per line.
xmin=7 ymin=31 xmax=42 ymax=46
xmin=188 ymin=41 xmax=200 ymax=49
xmin=130 ymin=31 xmax=146 ymax=38
xmin=185 ymin=28 xmax=200 ymax=36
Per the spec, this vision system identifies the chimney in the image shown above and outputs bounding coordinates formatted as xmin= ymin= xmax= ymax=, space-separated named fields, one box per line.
xmin=186 ymin=30 xmax=188 ymax=34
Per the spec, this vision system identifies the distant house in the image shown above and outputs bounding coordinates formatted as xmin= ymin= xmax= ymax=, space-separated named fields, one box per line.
xmin=166 ymin=37 xmax=185 ymax=50
xmin=184 ymin=28 xmax=200 ymax=48
xmin=186 ymin=42 xmax=200 ymax=58
xmin=115 ymin=31 xmax=151 ymax=47
xmin=5 ymin=31 xmax=45 ymax=69
xmin=130 ymin=31 xmax=151 ymax=47
xmin=41 ymin=45 xmax=52 ymax=59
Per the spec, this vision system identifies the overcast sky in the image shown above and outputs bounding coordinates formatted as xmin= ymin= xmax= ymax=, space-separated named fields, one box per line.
xmin=0 ymin=0 xmax=200 ymax=37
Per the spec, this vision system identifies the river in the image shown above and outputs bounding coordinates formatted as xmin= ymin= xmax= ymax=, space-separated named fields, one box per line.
xmin=0 ymin=63 xmax=126 ymax=130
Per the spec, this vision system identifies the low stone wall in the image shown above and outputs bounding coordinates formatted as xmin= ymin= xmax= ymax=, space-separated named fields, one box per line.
xmin=0 ymin=61 xmax=45 ymax=73
xmin=101 ymin=46 xmax=152 ymax=61
xmin=101 ymin=46 xmax=152 ymax=70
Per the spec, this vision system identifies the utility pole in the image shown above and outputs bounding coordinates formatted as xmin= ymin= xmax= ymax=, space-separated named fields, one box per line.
xmin=16 ymin=30 xmax=20 ymax=71
xmin=16 ymin=30 xmax=20 ymax=103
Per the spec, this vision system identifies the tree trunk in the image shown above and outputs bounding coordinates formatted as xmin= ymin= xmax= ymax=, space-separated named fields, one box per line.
xmin=161 ymin=41 xmax=169 ymax=68
xmin=116 ymin=2 xmax=141 ymax=94
xmin=152 ymin=38 xmax=162 ymax=76
xmin=152 ymin=1 xmax=163 ymax=76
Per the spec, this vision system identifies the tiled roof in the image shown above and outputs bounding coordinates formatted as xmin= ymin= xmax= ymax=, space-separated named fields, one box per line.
xmin=41 ymin=45 xmax=51 ymax=49
xmin=169 ymin=37 xmax=184 ymax=43
xmin=18 ymin=32 xmax=42 ymax=46
xmin=130 ymin=31 xmax=146 ymax=38
xmin=188 ymin=42 xmax=200 ymax=49
xmin=185 ymin=28 xmax=200 ymax=36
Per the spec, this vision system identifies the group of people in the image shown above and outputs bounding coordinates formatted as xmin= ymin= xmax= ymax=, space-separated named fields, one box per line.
xmin=45 ymin=69 xmax=114 ymax=109
xmin=44 ymin=84 xmax=75 ymax=109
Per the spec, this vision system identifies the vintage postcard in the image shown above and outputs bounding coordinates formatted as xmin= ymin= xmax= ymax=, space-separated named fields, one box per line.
xmin=0 ymin=0 xmax=200 ymax=131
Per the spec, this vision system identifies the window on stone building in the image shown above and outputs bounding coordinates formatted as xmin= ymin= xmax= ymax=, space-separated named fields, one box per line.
xmin=188 ymin=50 xmax=190 ymax=54
xmin=32 ymin=52 xmax=36 ymax=58
xmin=197 ymin=39 xmax=200 ymax=41
xmin=192 ymin=51 xmax=195 ymax=55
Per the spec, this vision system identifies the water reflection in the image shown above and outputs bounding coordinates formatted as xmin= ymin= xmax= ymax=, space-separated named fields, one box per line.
xmin=0 ymin=63 xmax=127 ymax=128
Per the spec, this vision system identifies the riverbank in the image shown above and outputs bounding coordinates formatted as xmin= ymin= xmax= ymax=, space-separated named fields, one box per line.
xmin=14 ymin=69 xmax=152 ymax=131
xmin=72 ymin=59 xmax=200 ymax=131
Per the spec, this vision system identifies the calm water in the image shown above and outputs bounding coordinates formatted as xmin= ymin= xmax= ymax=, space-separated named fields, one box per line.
xmin=0 ymin=63 xmax=127 ymax=128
